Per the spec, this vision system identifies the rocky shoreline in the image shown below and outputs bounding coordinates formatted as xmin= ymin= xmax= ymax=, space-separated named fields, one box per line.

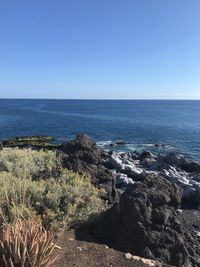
xmin=1 ymin=134 xmax=200 ymax=266
xmin=60 ymin=134 xmax=200 ymax=209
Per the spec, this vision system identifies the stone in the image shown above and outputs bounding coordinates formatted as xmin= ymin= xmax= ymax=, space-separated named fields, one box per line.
xmin=109 ymin=152 xmax=144 ymax=180
xmin=183 ymin=161 xmax=200 ymax=173
xmin=162 ymin=152 xmax=188 ymax=168
xmin=94 ymin=174 xmax=191 ymax=267
xmin=130 ymin=152 xmax=141 ymax=160
xmin=2 ymin=136 xmax=58 ymax=149
xmin=125 ymin=253 xmax=132 ymax=260
xmin=115 ymin=140 xmax=126 ymax=145
xmin=76 ymin=247 xmax=83 ymax=252
xmin=63 ymin=133 xmax=101 ymax=165
xmin=141 ymin=157 xmax=157 ymax=168
xmin=115 ymin=173 xmax=134 ymax=187
xmin=62 ymin=133 xmax=116 ymax=203
xmin=140 ymin=151 xmax=156 ymax=160
xmin=132 ymin=256 xmax=157 ymax=267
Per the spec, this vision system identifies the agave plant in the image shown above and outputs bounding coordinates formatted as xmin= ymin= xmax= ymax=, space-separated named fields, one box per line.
xmin=0 ymin=219 xmax=58 ymax=267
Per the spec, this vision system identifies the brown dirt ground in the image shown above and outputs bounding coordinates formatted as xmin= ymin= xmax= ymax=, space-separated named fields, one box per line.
xmin=52 ymin=229 xmax=172 ymax=267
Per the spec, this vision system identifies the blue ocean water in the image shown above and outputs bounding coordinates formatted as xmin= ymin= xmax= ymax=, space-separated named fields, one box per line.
xmin=0 ymin=99 xmax=200 ymax=161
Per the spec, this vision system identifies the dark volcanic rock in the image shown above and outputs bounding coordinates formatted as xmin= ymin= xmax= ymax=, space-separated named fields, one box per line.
xmin=2 ymin=136 xmax=60 ymax=149
xmin=63 ymin=133 xmax=101 ymax=165
xmin=115 ymin=140 xmax=126 ymax=145
xmin=183 ymin=161 xmax=200 ymax=173
xmin=62 ymin=133 xmax=116 ymax=202
xmin=62 ymin=133 xmax=102 ymax=175
xmin=94 ymin=174 xmax=193 ymax=266
xmin=130 ymin=152 xmax=141 ymax=160
xmin=162 ymin=152 xmax=188 ymax=168
xmin=140 ymin=151 xmax=156 ymax=160
xmin=176 ymin=209 xmax=200 ymax=266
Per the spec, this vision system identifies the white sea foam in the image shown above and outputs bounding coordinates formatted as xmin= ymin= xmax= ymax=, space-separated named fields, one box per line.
xmin=96 ymin=141 xmax=113 ymax=147
xmin=97 ymin=140 xmax=175 ymax=155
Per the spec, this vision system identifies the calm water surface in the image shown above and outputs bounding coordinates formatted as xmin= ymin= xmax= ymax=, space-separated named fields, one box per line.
xmin=0 ymin=99 xmax=200 ymax=161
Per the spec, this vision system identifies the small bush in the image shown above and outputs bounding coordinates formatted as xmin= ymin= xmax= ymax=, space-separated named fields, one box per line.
xmin=0 ymin=219 xmax=57 ymax=267
xmin=0 ymin=148 xmax=106 ymax=229
xmin=0 ymin=148 xmax=62 ymax=180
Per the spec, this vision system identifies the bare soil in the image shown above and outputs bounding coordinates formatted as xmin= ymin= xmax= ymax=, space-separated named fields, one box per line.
xmin=52 ymin=229 xmax=172 ymax=267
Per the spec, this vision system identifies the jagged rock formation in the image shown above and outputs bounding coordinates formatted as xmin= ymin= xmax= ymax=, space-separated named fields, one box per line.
xmin=62 ymin=133 xmax=116 ymax=202
xmin=93 ymin=174 xmax=196 ymax=267
xmin=107 ymin=151 xmax=200 ymax=206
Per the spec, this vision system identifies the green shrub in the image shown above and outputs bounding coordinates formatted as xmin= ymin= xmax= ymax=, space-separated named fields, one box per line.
xmin=0 ymin=148 xmax=106 ymax=229
xmin=0 ymin=148 xmax=62 ymax=180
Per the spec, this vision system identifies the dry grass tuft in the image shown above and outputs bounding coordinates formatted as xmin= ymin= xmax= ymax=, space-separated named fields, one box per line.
xmin=0 ymin=219 xmax=57 ymax=267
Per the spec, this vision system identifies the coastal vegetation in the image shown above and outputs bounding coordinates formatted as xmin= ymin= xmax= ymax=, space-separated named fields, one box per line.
xmin=0 ymin=219 xmax=57 ymax=267
xmin=0 ymin=148 xmax=105 ymax=228
xmin=0 ymin=146 xmax=105 ymax=266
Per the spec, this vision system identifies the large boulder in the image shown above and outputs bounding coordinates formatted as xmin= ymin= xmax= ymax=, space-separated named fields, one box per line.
xmin=115 ymin=172 xmax=135 ymax=189
xmin=140 ymin=151 xmax=156 ymax=160
xmin=63 ymin=133 xmax=101 ymax=166
xmin=162 ymin=167 xmax=200 ymax=206
xmin=163 ymin=152 xmax=200 ymax=173
xmin=94 ymin=174 xmax=192 ymax=267
xmin=183 ymin=161 xmax=200 ymax=173
xmin=62 ymin=133 xmax=116 ymax=203
xmin=162 ymin=152 xmax=188 ymax=168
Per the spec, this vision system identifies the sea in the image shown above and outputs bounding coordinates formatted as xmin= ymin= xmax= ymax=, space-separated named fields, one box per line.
xmin=0 ymin=99 xmax=200 ymax=161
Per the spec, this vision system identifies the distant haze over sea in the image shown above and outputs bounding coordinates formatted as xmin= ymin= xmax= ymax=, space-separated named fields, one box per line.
xmin=0 ymin=99 xmax=200 ymax=161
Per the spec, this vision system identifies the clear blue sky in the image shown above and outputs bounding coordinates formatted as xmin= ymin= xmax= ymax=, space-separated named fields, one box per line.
xmin=0 ymin=0 xmax=199 ymax=99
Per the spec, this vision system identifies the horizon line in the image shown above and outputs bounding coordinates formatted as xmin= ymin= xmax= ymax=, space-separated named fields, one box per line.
xmin=0 ymin=98 xmax=200 ymax=101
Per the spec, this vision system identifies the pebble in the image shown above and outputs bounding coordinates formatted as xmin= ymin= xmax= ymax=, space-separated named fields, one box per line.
xmin=76 ymin=247 xmax=83 ymax=252
xmin=132 ymin=256 xmax=156 ymax=266
xmin=125 ymin=253 xmax=132 ymax=260
xmin=125 ymin=253 xmax=157 ymax=266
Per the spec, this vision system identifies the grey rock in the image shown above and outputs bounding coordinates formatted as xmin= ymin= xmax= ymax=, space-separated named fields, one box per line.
xmin=141 ymin=157 xmax=157 ymax=168
xmin=109 ymin=152 xmax=144 ymax=180
xmin=140 ymin=151 xmax=156 ymax=160
xmin=115 ymin=173 xmax=134 ymax=187
xmin=163 ymin=152 xmax=188 ymax=168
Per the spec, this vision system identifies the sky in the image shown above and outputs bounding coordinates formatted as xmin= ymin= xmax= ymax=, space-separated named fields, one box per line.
xmin=0 ymin=0 xmax=199 ymax=99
